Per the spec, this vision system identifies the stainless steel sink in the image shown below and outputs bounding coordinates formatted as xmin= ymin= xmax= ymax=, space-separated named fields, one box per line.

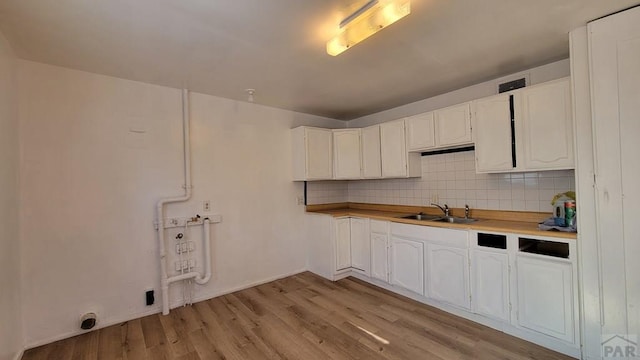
xmin=432 ymin=216 xmax=477 ymax=224
xmin=399 ymin=213 xmax=442 ymax=221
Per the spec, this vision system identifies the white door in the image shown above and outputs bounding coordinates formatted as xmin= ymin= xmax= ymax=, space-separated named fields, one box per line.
xmin=406 ymin=112 xmax=435 ymax=151
xmin=435 ymin=103 xmax=472 ymax=147
xmin=305 ymin=127 xmax=333 ymax=180
xmin=380 ymin=120 xmax=407 ymax=178
xmin=370 ymin=232 xmax=389 ymax=282
xmin=390 ymin=235 xmax=424 ymax=295
xmin=589 ymin=7 xmax=640 ymax=339
xmin=361 ymin=125 xmax=382 ymax=178
xmin=516 ymin=255 xmax=574 ymax=343
xmin=334 ymin=218 xmax=351 ymax=272
xmin=350 ymin=217 xmax=370 ymax=274
xmin=471 ymin=249 xmax=510 ymax=322
xmin=473 ymin=94 xmax=515 ymax=172
xmin=426 ymin=244 xmax=470 ymax=309
xmin=333 ymin=129 xmax=361 ymax=179
xmin=520 ymin=78 xmax=574 ymax=170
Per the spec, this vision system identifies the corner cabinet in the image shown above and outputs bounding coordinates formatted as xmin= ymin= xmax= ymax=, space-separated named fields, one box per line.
xmin=380 ymin=120 xmax=421 ymax=178
xmin=473 ymin=78 xmax=574 ymax=173
xmin=291 ymin=126 xmax=333 ymax=180
xmin=334 ymin=217 xmax=370 ymax=276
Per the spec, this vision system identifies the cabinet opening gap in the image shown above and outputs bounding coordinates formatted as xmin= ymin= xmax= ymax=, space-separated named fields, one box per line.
xmin=421 ymin=146 xmax=474 ymax=157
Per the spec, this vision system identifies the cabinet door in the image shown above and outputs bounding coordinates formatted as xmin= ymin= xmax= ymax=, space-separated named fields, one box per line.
xmin=306 ymin=128 xmax=333 ymax=179
xmin=350 ymin=218 xmax=370 ymax=274
xmin=435 ymin=103 xmax=472 ymax=147
xmin=334 ymin=218 xmax=351 ymax=271
xmin=406 ymin=112 xmax=435 ymax=151
xmin=471 ymin=249 xmax=510 ymax=322
xmin=380 ymin=120 xmax=408 ymax=178
xmin=390 ymin=236 xmax=424 ymax=294
xmin=520 ymin=79 xmax=574 ymax=170
xmin=473 ymin=95 xmax=515 ymax=172
xmin=426 ymin=244 xmax=471 ymax=309
xmin=371 ymin=232 xmax=389 ymax=282
xmin=361 ymin=125 xmax=382 ymax=178
xmin=333 ymin=129 xmax=361 ymax=179
xmin=516 ymin=255 xmax=574 ymax=343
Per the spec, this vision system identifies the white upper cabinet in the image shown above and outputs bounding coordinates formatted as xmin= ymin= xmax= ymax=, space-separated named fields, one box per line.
xmin=292 ymin=127 xmax=333 ymax=181
xmin=361 ymin=125 xmax=382 ymax=179
xmin=520 ymin=78 xmax=574 ymax=170
xmin=406 ymin=112 xmax=436 ymax=151
xmin=380 ymin=120 xmax=408 ymax=177
xmin=435 ymin=103 xmax=473 ymax=147
xmin=473 ymin=94 xmax=517 ymax=173
xmin=380 ymin=120 xmax=421 ymax=178
xmin=333 ymin=129 xmax=362 ymax=179
xmin=472 ymin=78 xmax=574 ymax=173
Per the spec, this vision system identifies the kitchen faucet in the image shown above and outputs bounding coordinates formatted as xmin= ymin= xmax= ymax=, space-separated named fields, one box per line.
xmin=431 ymin=203 xmax=450 ymax=217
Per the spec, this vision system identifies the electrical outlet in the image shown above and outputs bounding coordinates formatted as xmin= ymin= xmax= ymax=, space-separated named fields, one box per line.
xmin=296 ymin=196 xmax=305 ymax=205
xmin=430 ymin=194 xmax=439 ymax=204
xmin=145 ymin=290 xmax=154 ymax=306
xmin=203 ymin=200 xmax=211 ymax=212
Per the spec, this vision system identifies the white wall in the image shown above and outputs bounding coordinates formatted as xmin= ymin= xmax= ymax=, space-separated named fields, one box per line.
xmin=0 ymin=32 xmax=22 ymax=360
xmin=347 ymin=59 xmax=570 ymax=128
xmin=17 ymin=60 xmax=345 ymax=347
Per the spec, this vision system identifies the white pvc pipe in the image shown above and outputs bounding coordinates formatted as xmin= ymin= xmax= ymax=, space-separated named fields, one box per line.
xmin=195 ymin=218 xmax=212 ymax=284
xmin=157 ymin=89 xmax=193 ymax=315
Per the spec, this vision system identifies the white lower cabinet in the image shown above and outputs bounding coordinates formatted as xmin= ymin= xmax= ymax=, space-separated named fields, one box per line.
xmin=370 ymin=220 xmax=390 ymax=282
xmin=316 ymin=216 xmax=579 ymax=358
xmin=471 ymin=249 xmax=510 ymax=322
xmin=390 ymin=235 xmax=424 ymax=295
xmin=426 ymin=244 xmax=471 ymax=309
xmin=516 ymin=254 xmax=575 ymax=343
xmin=334 ymin=218 xmax=352 ymax=271
xmin=350 ymin=217 xmax=370 ymax=274
xmin=334 ymin=217 xmax=370 ymax=275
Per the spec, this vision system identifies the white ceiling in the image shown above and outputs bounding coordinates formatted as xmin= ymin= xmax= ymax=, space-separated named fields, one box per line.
xmin=0 ymin=0 xmax=638 ymax=120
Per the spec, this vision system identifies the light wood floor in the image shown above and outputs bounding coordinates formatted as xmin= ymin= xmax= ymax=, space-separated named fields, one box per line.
xmin=23 ymin=272 xmax=575 ymax=360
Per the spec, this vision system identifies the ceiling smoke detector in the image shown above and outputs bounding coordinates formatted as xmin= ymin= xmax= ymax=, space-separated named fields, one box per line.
xmin=245 ymin=89 xmax=255 ymax=102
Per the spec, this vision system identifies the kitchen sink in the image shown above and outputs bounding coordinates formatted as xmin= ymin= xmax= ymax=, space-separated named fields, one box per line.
xmin=432 ymin=216 xmax=477 ymax=224
xmin=399 ymin=213 xmax=442 ymax=221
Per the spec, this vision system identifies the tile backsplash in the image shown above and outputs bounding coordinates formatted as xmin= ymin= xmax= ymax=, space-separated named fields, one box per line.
xmin=307 ymin=150 xmax=575 ymax=213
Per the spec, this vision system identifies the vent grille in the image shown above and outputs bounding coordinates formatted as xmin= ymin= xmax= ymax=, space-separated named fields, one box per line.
xmin=498 ymin=78 xmax=526 ymax=93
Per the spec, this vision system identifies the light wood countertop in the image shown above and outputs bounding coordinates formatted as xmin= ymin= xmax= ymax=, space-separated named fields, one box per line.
xmin=306 ymin=203 xmax=577 ymax=240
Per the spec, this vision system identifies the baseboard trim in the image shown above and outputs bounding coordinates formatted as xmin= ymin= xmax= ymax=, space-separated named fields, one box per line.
xmin=23 ymin=268 xmax=308 ymax=351
xmin=168 ymin=268 xmax=307 ymax=310
xmin=13 ymin=348 xmax=24 ymax=360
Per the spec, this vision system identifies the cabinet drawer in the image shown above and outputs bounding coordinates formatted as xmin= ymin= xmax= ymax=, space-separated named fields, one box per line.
xmin=424 ymin=227 xmax=468 ymax=248
xmin=370 ymin=220 xmax=389 ymax=234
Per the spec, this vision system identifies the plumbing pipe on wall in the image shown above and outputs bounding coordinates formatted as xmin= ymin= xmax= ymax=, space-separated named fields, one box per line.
xmin=156 ymin=89 xmax=212 ymax=315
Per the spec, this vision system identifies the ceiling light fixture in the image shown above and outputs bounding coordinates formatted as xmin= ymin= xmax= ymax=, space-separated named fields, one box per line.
xmin=326 ymin=0 xmax=411 ymax=56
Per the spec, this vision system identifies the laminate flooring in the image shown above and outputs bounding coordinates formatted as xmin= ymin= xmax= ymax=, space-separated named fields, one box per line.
xmin=22 ymin=272 xmax=575 ymax=360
